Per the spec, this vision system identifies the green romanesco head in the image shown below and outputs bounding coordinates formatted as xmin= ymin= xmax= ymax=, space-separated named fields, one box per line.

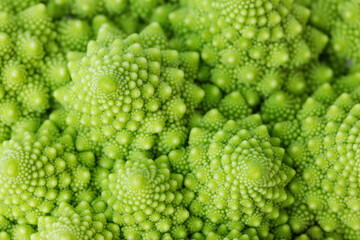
xmin=31 ymin=201 xmax=120 ymax=240
xmin=180 ymin=109 xmax=295 ymax=238
xmin=169 ymin=0 xmax=328 ymax=98
xmin=285 ymin=73 xmax=360 ymax=238
xmin=0 ymin=3 xmax=71 ymax=139
xmin=0 ymin=222 xmax=34 ymax=240
xmin=56 ymin=18 xmax=94 ymax=53
xmin=310 ymin=0 xmax=360 ymax=64
xmin=0 ymin=0 xmax=358 ymax=239
xmin=101 ymin=155 xmax=192 ymax=239
xmin=53 ymin=22 xmax=204 ymax=159
xmin=271 ymin=69 xmax=360 ymax=144
xmin=0 ymin=120 xmax=92 ymax=224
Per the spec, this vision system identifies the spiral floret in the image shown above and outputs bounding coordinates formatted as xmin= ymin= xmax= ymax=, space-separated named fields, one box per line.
xmin=0 ymin=3 xmax=61 ymax=136
xmin=182 ymin=109 xmax=295 ymax=238
xmin=287 ymin=78 xmax=360 ymax=237
xmin=0 ymin=120 xmax=91 ymax=224
xmin=169 ymin=0 xmax=328 ymax=97
xmin=310 ymin=0 xmax=360 ymax=63
xmin=31 ymin=201 xmax=120 ymax=240
xmin=101 ymin=155 xmax=191 ymax=239
xmin=54 ymin=23 xmax=204 ymax=158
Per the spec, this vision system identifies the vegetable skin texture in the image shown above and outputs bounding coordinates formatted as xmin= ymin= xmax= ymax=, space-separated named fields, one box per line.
xmin=310 ymin=0 xmax=360 ymax=63
xmin=53 ymin=22 xmax=204 ymax=160
xmin=0 ymin=120 xmax=92 ymax=225
xmin=169 ymin=0 xmax=329 ymax=98
xmin=31 ymin=201 xmax=120 ymax=240
xmin=0 ymin=3 xmax=70 ymax=141
xmin=45 ymin=0 xmax=178 ymax=35
xmin=101 ymin=155 xmax=192 ymax=239
xmin=178 ymin=109 xmax=295 ymax=237
xmin=283 ymin=71 xmax=360 ymax=239
xmin=0 ymin=0 xmax=360 ymax=239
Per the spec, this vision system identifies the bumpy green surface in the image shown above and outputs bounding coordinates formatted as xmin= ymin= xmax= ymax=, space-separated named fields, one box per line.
xmin=0 ymin=120 xmax=91 ymax=224
xmin=205 ymin=226 xmax=262 ymax=240
xmin=0 ymin=0 xmax=360 ymax=239
xmin=310 ymin=0 xmax=360 ymax=63
xmin=169 ymin=0 xmax=328 ymax=98
xmin=32 ymin=201 xmax=120 ymax=240
xmin=200 ymin=86 xmax=256 ymax=120
xmin=0 ymin=3 xmax=71 ymax=140
xmin=56 ymin=18 xmax=93 ymax=53
xmin=46 ymin=0 xmax=170 ymax=19
xmin=173 ymin=109 xmax=295 ymax=238
xmin=45 ymin=0 xmax=179 ymax=35
xmin=0 ymin=222 xmax=34 ymax=240
xmin=53 ymin=23 xmax=204 ymax=159
xmin=101 ymin=155 xmax=192 ymax=239
xmin=0 ymin=0 xmax=42 ymax=13
xmin=274 ymin=71 xmax=360 ymax=239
